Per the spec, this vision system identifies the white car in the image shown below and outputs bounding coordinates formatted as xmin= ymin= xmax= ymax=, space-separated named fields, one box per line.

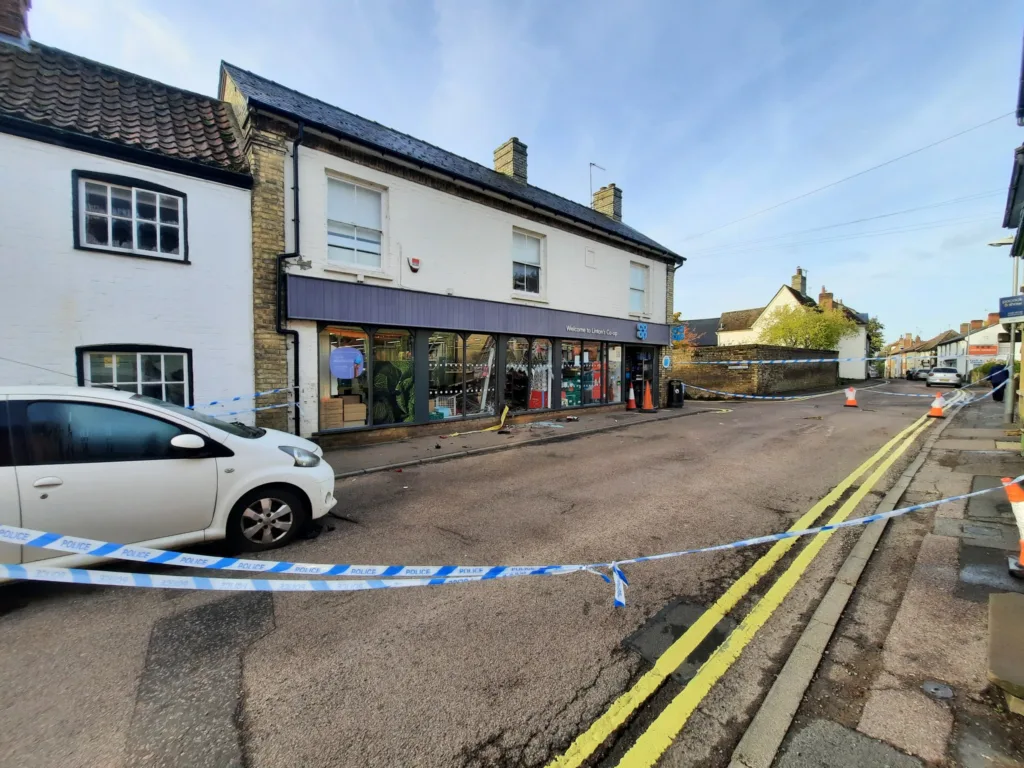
xmin=0 ymin=386 xmax=337 ymax=569
xmin=926 ymin=368 xmax=962 ymax=388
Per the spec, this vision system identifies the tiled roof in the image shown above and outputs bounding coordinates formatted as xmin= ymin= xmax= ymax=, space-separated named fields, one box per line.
xmin=719 ymin=307 xmax=764 ymax=332
xmin=680 ymin=317 xmax=720 ymax=346
xmin=0 ymin=42 xmax=247 ymax=174
xmin=221 ymin=62 xmax=680 ymax=262
xmin=782 ymin=285 xmax=817 ymax=307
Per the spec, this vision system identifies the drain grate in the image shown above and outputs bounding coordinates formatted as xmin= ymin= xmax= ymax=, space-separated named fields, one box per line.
xmin=623 ymin=598 xmax=737 ymax=685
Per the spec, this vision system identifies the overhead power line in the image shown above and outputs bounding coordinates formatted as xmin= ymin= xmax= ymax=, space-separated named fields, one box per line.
xmin=687 ymin=213 xmax=993 ymax=258
xmin=686 ymin=190 xmax=1002 ymax=256
xmin=682 ymin=112 xmax=1014 ymax=242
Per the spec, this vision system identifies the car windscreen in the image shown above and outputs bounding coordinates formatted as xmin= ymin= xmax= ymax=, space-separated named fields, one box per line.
xmin=932 ymin=368 xmax=957 ymax=374
xmin=130 ymin=394 xmax=265 ymax=438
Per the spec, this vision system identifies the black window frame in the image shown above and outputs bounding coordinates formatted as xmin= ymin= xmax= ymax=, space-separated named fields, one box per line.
xmin=75 ymin=344 xmax=195 ymax=408
xmin=8 ymin=399 xmax=232 ymax=467
xmin=71 ymin=170 xmax=190 ymax=264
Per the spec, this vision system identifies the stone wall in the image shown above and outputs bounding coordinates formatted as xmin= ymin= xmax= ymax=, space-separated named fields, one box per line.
xmin=660 ymin=344 xmax=838 ymax=400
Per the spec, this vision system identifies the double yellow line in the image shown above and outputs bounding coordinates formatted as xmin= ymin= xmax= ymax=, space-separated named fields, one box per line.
xmin=548 ymin=413 xmax=931 ymax=768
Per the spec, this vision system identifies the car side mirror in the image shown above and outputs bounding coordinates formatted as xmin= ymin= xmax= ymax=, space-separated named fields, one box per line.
xmin=170 ymin=434 xmax=206 ymax=451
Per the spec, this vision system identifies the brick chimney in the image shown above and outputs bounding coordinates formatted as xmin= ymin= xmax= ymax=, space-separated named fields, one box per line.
xmin=791 ymin=267 xmax=807 ymax=296
xmin=960 ymin=322 xmax=970 ymax=335
xmin=987 ymin=312 xmax=1000 ymax=326
xmin=970 ymin=319 xmax=984 ymax=331
xmin=494 ymin=137 xmax=527 ymax=184
xmin=0 ymin=0 xmax=30 ymax=41
xmin=593 ymin=183 xmax=622 ymax=221
xmin=903 ymin=332 xmax=912 ymax=346
xmin=818 ymin=285 xmax=834 ymax=311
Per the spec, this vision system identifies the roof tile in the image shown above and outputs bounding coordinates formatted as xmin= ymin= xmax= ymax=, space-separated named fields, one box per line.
xmin=0 ymin=42 xmax=248 ymax=175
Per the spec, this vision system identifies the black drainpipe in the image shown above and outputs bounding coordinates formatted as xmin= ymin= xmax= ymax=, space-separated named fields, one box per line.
xmin=276 ymin=121 xmax=304 ymax=435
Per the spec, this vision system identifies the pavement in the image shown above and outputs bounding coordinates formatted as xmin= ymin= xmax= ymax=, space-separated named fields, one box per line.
xmin=0 ymin=378 xmax=990 ymax=768
xmin=757 ymin=389 xmax=1024 ymax=768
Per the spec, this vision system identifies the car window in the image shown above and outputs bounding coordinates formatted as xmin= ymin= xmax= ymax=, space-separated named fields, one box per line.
xmin=933 ymin=368 xmax=957 ymax=374
xmin=0 ymin=401 xmax=11 ymax=468
xmin=21 ymin=401 xmax=186 ymax=465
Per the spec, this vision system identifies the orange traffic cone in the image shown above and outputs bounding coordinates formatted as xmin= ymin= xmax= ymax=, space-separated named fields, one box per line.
xmin=844 ymin=387 xmax=858 ymax=407
xmin=640 ymin=381 xmax=657 ymax=412
xmin=1002 ymin=477 xmax=1024 ymax=578
xmin=927 ymin=394 xmax=945 ymax=418
xmin=627 ymin=383 xmax=637 ymax=410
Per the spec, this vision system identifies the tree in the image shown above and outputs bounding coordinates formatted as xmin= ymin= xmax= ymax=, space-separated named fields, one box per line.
xmin=757 ymin=305 xmax=859 ymax=349
xmin=866 ymin=316 xmax=885 ymax=356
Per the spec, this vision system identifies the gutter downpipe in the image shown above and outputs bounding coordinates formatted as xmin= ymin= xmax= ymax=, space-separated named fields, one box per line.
xmin=277 ymin=121 xmax=304 ymax=435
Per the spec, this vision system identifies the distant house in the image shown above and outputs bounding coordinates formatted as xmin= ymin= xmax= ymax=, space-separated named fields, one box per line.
xmin=679 ymin=317 xmax=720 ymax=347
xmin=716 ymin=268 xmax=870 ymax=380
xmin=885 ymin=330 xmax=959 ymax=377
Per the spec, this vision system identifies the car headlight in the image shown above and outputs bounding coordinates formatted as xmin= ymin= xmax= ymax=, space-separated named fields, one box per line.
xmin=278 ymin=445 xmax=321 ymax=467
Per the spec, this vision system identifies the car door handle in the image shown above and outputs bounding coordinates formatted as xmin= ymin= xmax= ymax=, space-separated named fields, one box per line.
xmin=32 ymin=477 xmax=63 ymax=488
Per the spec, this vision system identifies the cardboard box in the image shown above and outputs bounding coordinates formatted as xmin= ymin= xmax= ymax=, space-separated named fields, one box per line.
xmin=344 ymin=403 xmax=367 ymax=423
xmin=320 ymin=398 xmax=345 ymax=429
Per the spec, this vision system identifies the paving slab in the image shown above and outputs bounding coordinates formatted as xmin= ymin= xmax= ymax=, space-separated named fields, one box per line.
xmin=958 ymin=544 xmax=1024 ymax=599
xmin=967 ymin=476 xmax=1016 ymax=522
xmin=857 ymin=688 xmax=953 ymax=764
xmin=934 ymin=439 xmax=998 ymax=451
xmin=775 ymin=719 xmax=922 ymax=768
xmin=988 ymin=592 xmax=1024 ymax=700
xmin=946 ymin=428 xmax=1020 ymax=439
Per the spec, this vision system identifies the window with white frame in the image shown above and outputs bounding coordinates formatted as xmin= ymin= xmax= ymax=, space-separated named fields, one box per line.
xmin=629 ymin=263 xmax=648 ymax=314
xmin=327 ymin=177 xmax=383 ymax=269
xmin=512 ymin=231 xmax=543 ymax=294
xmin=78 ymin=178 xmax=184 ymax=260
xmin=83 ymin=350 xmax=189 ymax=406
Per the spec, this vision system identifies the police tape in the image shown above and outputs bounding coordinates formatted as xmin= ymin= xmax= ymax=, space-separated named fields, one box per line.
xmin=4 ymin=473 xmax=1024 ymax=605
xmin=216 ymin=401 xmax=299 ymax=418
xmin=188 ymin=386 xmax=299 ymax=410
xmin=681 ymin=354 xmax=1006 ymax=366
xmin=0 ymin=525 xmax=582 ymax=579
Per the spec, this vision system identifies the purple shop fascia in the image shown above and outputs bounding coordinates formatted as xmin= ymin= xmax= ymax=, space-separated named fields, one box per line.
xmin=287 ymin=275 xmax=669 ymax=434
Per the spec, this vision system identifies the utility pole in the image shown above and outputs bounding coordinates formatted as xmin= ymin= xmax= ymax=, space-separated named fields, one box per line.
xmin=1005 ymin=207 xmax=1024 ymax=424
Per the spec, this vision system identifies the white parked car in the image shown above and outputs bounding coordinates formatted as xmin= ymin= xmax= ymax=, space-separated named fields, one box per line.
xmin=926 ymin=368 xmax=961 ymax=388
xmin=0 ymin=386 xmax=337 ymax=568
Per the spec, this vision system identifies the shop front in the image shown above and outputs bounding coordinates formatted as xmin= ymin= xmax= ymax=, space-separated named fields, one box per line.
xmin=287 ymin=275 xmax=669 ymax=435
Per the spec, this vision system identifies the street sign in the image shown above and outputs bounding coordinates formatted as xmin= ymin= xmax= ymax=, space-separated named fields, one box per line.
xmin=662 ymin=355 xmax=671 ymax=369
xmin=1000 ymin=295 xmax=1024 ymax=324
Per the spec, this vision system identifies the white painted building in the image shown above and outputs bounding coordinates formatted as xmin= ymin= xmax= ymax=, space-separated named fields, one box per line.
xmin=937 ymin=316 xmax=1013 ymax=375
xmin=0 ymin=41 xmax=254 ymax=416
xmin=717 ymin=268 xmax=870 ymax=380
xmin=221 ymin=63 xmax=683 ymax=439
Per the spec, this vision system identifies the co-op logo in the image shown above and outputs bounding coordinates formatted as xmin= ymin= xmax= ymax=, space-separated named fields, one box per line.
xmin=636 ymin=323 xmax=648 ymax=341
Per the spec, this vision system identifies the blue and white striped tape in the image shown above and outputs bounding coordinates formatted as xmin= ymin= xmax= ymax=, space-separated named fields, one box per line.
xmin=679 ymin=384 xmax=816 ymax=401
xmin=681 ymin=354 xmax=1005 ymax=366
xmin=0 ymin=525 xmax=583 ymax=579
xmin=4 ymin=472 xmax=1022 ymax=605
xmin=188 ymin=386 xmax=298 ymax=410
xmin=215 ymin=401 xmax=299 ymax=418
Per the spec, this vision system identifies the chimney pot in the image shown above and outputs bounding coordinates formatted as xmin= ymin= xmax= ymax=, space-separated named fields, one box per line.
xmin=0 ymin=0 xmax=30 ymax=41
xmin=987 ymin=312 xmax=1000 ymax=326
xmin=960 ymin=322 xmax=970 ymax=335
xmin=791 ymin=267 xmax=807 ymax=296
xmin=970 ymin=319 xmax=984 ymax=331
xmin=592 ymin=182 xmax=623 ymax=221
xmin=494 ymin=137 xmax=527 ymax=184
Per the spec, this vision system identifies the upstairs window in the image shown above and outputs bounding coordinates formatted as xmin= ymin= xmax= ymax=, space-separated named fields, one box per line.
xmin=81 ymin=348 xmax=190 ymax=407
xmin=630 ymin=262 xmax=648 ymax=314
xmin=512 ymin=231 xmax=542 ymax=294
xmin=328 ymin=178 xmax=383 ymax=269
xmin=76 ymin=175 xmax=185 ymax=261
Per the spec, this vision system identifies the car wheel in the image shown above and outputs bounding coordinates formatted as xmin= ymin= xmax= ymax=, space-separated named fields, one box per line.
xmin=227 ymin=486 xmax=309 ymax=552
xmin=926 ymin=382 xmax=931 ymax=387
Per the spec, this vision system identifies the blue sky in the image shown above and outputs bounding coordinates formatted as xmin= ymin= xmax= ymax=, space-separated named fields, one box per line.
xmin=30 ymin=0 xmax=1024 ymax=342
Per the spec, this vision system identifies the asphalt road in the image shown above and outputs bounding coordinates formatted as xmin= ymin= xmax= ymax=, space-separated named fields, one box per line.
xmin=0 ymin=380 xmax=944 ymax=768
